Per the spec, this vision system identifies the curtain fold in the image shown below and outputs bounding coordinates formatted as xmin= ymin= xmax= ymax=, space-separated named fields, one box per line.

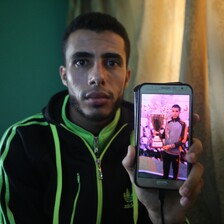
xmin=136 ymin=1 xmax=185 ymax=84
xmin=180 ymin=0 xmax=221 ymax=223
xmin=68 ymin=1 xmax=223 ymax=223
xmin=207 ymin=0 xmax=224 ymax=222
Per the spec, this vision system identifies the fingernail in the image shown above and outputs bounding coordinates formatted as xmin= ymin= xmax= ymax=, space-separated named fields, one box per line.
xmin=181 ymin=187 xmax=190 ymax=196
xmin=180 ymin=197 xmax=190 ymax=207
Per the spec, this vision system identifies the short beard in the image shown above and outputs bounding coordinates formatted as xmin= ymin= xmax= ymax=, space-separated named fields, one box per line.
xmin=69 ymin=95 xmax=123 ymax=122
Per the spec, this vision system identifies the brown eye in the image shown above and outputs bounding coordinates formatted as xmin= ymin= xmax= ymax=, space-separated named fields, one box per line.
xmin=73 ymin=59 xmax=89 ymax=67
xmin=105 ymin=59 xmax=122 ymax=68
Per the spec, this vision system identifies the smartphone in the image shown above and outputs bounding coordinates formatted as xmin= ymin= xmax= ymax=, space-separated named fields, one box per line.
xmin=134 ymin=82 xmax=193 ymax=190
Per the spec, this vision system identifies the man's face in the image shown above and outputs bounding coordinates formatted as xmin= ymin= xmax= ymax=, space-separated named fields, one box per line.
xmin=171 ymin=107 xmax=180 ymax=119
xmin=60 ymin=29 xmax=130 ymax=122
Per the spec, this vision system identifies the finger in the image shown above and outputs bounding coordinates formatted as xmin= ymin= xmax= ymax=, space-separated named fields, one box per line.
xmin=180 ymin=177 xmax=204 ymax=208
xmin=179 ymin=162 xmax=204 ymax=198
xmin=186 ymin=138 xmax=203 ymax=163
xmin=192 ymin=113 xmax=200 ymax=126
xmin=122 ymin=145 xmax=136 ymax=182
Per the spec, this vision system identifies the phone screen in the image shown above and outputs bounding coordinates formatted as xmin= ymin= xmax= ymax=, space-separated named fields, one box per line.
xmin=134 ymin=83 xmax=193 ymax=189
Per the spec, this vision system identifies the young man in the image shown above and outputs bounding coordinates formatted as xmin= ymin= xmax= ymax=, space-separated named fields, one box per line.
xmin=162 ymin=104 xmax=188 ymax=180
xmin=0 ymin=12 xmax=204 ymax=224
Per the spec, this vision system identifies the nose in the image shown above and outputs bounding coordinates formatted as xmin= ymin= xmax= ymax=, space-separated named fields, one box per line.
xmin=88 ymin=62 xmax=106 ymax=87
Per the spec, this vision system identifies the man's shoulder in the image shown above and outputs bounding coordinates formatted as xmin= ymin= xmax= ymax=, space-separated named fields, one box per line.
xmin=7 ymin=113 xmax=47 ymax=129
xmin=179 ymin=119 xmax=186 ymax=126
xmin=0 ymin=113 xmax=49 ymax=149
xmin=5 ymin=113 xmax=48 ymax=133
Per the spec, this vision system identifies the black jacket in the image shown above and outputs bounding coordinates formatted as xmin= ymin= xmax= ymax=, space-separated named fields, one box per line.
xmin=0 ymin=91 xmax=151 ymax=224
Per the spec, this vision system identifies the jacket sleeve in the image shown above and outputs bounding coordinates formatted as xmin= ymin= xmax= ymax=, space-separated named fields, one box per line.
xmin=0 ymin=127 xmax=47 ymax=224
xmin=174 ymin=122 xmax=187 ymax=148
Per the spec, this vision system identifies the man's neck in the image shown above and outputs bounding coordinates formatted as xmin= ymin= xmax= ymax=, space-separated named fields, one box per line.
xmin=172 ymin=116 xmax=180 ymax=122
xmin=67 ymin=107 xmax=114 ymax=136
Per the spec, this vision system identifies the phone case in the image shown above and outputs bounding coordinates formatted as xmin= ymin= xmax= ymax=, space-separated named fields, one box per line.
xmin=134 ymin=82 xmax=193 ymax=190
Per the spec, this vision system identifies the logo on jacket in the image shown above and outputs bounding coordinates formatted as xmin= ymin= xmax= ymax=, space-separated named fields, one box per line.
xmin=123 ymin=188 xmax=133 ymax=208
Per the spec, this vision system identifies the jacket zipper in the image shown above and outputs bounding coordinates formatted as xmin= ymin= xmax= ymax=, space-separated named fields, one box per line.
xmin=93 ymin=136 xmax=103 ymax=223
xmin=94 ymin=136 xmax=103 ymax=180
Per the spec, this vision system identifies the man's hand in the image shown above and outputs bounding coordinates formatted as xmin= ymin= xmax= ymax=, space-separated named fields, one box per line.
xmin=122 ymin=114 xmax=204 ymax=224
xmin=162 ymin=145 xmax=171 ymax=150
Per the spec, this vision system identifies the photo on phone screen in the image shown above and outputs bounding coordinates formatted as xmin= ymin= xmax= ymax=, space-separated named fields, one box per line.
xmin=134 ymin=83 xmax=193 ymax=189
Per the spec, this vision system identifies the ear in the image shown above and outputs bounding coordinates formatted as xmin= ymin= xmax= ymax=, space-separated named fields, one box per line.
xmin=124 ymin=69 xmax=131 ymax=88
xmin=59 ymin=66 xmax=68 ymax=86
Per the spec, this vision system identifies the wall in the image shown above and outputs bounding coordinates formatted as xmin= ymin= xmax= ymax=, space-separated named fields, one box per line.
xmin=0 ymin=0 xmax=68 ymax=136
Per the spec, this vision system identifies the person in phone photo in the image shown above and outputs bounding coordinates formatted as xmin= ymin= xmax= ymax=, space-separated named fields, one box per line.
xmin=162 ymin=104 xmax=188 ymax=180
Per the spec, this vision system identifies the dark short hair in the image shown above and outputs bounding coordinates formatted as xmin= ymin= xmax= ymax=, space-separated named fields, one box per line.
xmin=172 ymin=104 xmax=181 ymax=111
xmin=62 ymin=12 xmax=130 ymax=66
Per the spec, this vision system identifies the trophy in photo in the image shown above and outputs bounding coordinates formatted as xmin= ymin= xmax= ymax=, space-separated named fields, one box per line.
xmin=151 ymin=114 xmax=164 ymax=148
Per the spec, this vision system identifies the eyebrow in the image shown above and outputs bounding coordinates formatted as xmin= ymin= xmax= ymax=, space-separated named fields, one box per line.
xmin=71 ymin=52 xmax=123 ymax=61
xmin=71 ymin=52 xmax=94 ymax=59
xmin=102 ymin=53 xmax=123 ymax=61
